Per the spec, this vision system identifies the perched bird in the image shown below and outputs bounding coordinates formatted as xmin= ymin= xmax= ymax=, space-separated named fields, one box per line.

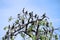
xmin=5 ymin=35 xmax=7 ymax=39
xmin=29 ymin=11 xmax=33 ymax=18
xmin=45 ymin=19 xmax=49 ymax=27
xmin=6 ymin=31 xmax=9 ymax=35
xmin=10 ymin=32 xmax=14 ymax=39
xmin=11 ymin=24 xmax=14 ymax=30
xmin=42 ymin=13 xmax=46 ymax=18
xmin=46 ymin=22 xmax=49 ymax=27
xmin=25 ymin=11 xmax=28 ymax=18
xmin=42 ymin=13 xmax=49 ymax=19
xmin=21 ymin=16 xmax=24 ymax=24
xmin=22 ymin=19 xmax=24 ymax=24
xmin=29 ymin=11 xmax=33 ymax=21
xmin=22 ymin=8 xmax=25 ymax=13
xmin=35 ymin=14 xmax=37 ymax=18
xmin=8 ymin=25 xmax=10 ymax=29
xmin=25 ymin=11 xmax=28 ymax=15
xmin=17 ymin=14 xmax=20 ymax=20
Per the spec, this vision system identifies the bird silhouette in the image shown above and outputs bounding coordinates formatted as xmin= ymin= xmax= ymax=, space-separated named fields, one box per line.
xmin=29 ymin=11 xmax=33 ymax=18
xmin=17 ymin=14 xmax=20 ymax=20
xmin=42 ymin=13 xmax=46 ymax=18
xmin=11 ymin=24 xmax=14 ymax=30
xmin=46 ymin=22 xmax=49 ymax=27
xmin=35 ymin=14 xmax=37 ymax=18
xmin=22 ymin=8 xmax=25 ymax=13
xmin=25 ymin=11 xmax=28 ymax=15
xmin=22 ymin=19 xmax=24 ymax=24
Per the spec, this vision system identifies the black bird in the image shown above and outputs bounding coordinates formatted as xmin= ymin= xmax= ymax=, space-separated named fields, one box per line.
xmin=6 ymin=31 xmax=9 ymax=35
xmin=42 ymin=13 xmax=46 ymax=18
xmin=29 ymin=11 xmax=33 ymax=18
xmin=45 ymin=19 xmax=49 ymax=27
xmin=11 ymin=24 xmax=14 ymax=30
xmin=17 ymin=14 xmax=20 ymax=20
xmin=22 ymin=19 xmax=24 ymax=24
xmin=25 ymin=11 xmax=28 ymax=18
xmin=5 ymin=35 xmax=7 ymax=39
xmin=10 ymin=32 xmax=14 ymax=39
xmin=25 ymin=11 xmax=28 ymax=15
xmin=42 ymin=13 xmax=49 ymax=19
xmin=22 ymin=8 xmax=25 ymax=13
xmin=46 ymin=22 xmax=49 ymax=27
xmin=8 ymin=25 xmax=10 ymax=29
xmin=35 ymin=14 xmax=37 ymax=18
xmin=29 ymin=13 xmax=31 ymax=18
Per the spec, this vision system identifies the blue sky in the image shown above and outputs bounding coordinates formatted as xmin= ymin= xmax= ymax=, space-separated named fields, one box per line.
xmin=0 ymin=0 xmax=60 ymax=40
